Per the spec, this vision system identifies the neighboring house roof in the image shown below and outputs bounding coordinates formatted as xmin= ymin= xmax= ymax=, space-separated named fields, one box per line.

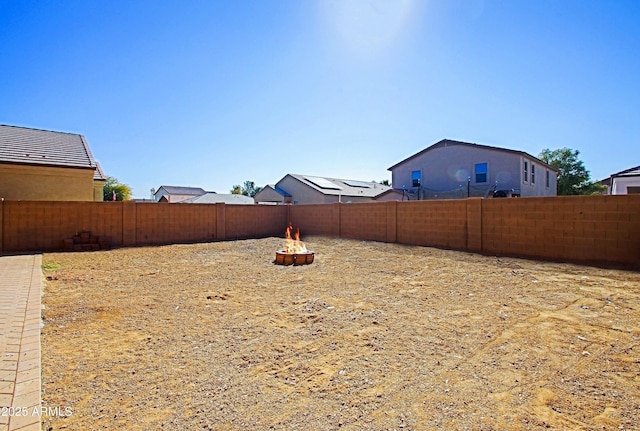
xmin=387 ymin=139 xmax=558 ymax=172
xmin=0 ymin=124 xmax=98 ymax=170
xmin=600 ymin=165 xmax=640 ymax=186
xmin=612 ymin=165 xmax=640 ymax=177
xmin=285 ymin=174 xmax=391 ymax=198
xmin=155 ymin=185 xmax=207 ymax=196
xmin=181 ymin=192 xmax=254 ymax=204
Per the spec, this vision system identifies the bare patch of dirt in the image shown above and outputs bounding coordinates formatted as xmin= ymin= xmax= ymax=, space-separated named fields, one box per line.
xmin=41 ymin=237 xmax=640 ymax=430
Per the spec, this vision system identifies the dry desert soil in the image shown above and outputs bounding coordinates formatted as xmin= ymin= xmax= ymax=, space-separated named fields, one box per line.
xmin=40 ymin=237 xmax=640 ymax=430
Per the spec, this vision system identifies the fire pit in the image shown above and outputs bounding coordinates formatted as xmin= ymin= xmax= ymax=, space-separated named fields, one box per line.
xmin=274 ymin=224 xmax=314 ymax=266
xmin=275 ymin=250 xmax=314 ymax=266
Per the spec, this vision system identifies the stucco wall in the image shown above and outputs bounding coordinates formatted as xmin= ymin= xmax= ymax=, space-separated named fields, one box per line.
xmin=93 ymin=180 xmax=105 ymax=201
xmin=611 ymin=176 xmax=640 ymax=195
xmin=276 ymin=176 xmax=327 ymax=205
xmin=391 ymin=146 xmax=521 ymax=192
xmin=0 ymin=164 xmax=96 ymax=201
xmin=391 ymin=146 xmax=557 ymax=197
xmin=254 ymin=186 xmax=286 ymax=203
xmin=520 ymin=156 xmax=557 ymax=197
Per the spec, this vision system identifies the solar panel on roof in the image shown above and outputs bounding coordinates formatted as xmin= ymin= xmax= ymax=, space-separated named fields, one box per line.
xmin=343 ymin=180 xmax=372 ymax=188
xmin=304 ymin=176 xmax=342 ymax=190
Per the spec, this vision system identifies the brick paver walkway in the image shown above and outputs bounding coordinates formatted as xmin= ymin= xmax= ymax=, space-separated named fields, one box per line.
xmin=0 ymin=255 xmax=42 ymax=431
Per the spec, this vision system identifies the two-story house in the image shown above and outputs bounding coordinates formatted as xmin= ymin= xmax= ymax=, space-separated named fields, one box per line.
xmin=388 ymin=139 xmax=558 ymax=199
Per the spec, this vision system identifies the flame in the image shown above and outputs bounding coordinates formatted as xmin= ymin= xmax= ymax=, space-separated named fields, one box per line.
xmin=283 ymin=223 xmax=307 ymax=254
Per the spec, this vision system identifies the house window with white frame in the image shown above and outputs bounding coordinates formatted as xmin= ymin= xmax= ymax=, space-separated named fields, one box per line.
xmin=523 ymin=161 xmax=529 ymax=183
xmin=475 ymin=162 xmax=488 ymax=183
xmin=411 ymin=170 xmax=421 ymax=187
xmin=546 ymin=170 xmax=550 ymax=188
xmin=531 ymin=164 xmax=536 ymax=184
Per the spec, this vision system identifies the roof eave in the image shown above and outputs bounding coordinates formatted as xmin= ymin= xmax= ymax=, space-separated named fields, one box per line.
xmin=0 ymin=160 xmax=97 ymax=171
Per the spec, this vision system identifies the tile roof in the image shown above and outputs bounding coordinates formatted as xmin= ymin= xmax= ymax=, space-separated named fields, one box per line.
xmin=94 ymin=162 xmax=106 ymax=180
xmin=0 ymin=124 xmax=98 ymax=170
xmin=286 ymin=174 xmax=391 ymax=198
xmin=387 ymin=139 xmax=558 ymax=172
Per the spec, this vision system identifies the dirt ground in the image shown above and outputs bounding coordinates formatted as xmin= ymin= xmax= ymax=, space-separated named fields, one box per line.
xmin=40 ymin=237 xmax=639 ymax=430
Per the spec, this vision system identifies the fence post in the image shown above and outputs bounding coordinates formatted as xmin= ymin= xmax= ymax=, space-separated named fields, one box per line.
xmin=466 ymin=198 xmax=483 ymax=252
xmin=216 ymin=203 xmax=226 ymax=240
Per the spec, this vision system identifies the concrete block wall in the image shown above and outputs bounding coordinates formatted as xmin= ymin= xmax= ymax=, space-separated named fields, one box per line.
xmin=290 ymin=202 xmax=397 ymax=243
xmin=396 ymin=200 xmax=468 ymax=249
xmin=0 ymin=201 xmax=286 ymax=252
xmin=225 ymin=204 xmax=287 ymax=239
xmin=466 ymin=198 xmax=483 ymax=252
xmin=1 ymin=197 xmax=638 ymax=268
xmin=482 ymin=195 xmax=640 ymax=265
xmin=1 ymin=201 xmax=123 ymax=252
xmin=339 ymin=203 xmax=389 ymax=242
xmin=289 ymin=204 xmax=340 ymax=237
xmin=135 ymin=202 xmax=218 ymax=245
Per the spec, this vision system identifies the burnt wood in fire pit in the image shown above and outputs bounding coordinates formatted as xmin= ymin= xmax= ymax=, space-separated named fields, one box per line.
xmin=274 ymin=250 xmax=314 ymax=266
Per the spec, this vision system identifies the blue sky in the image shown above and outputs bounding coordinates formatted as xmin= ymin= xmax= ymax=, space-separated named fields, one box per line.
xmin=2 ymin=0 xmax=638 ymax=198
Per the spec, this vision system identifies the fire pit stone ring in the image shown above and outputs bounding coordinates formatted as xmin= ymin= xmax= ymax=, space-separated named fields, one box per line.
xmin=275 ymin=250 xmax=315 ymax=266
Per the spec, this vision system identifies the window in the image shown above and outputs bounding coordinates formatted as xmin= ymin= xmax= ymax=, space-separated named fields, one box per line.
xmin=523 ymin=161 xmax=529 ymax=183
xmin=474 ymin=162 xmax=488 ymax=183
xmin=628 ymin=187 xmax=640 ymax=194
xmin=531 ymin=164 xmax=536 ymax=184
xmin=411 ymin=170 xmax=421 ymax=187
xmin=546 ymin=170 xmax=550 ymax=188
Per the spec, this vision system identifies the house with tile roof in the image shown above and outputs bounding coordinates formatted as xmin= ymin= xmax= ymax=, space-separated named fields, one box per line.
xmin=153 ymin=185 xmax=207 ymax=202
xmin=254 ymin=174 xmax=391 ymax=204
xmin=388 ymin=139 xmax=558 ymax=199
xmin=0 ymin=124 xmax=106 ymax=201
xmin=180 ymin=192 xmax=254 ymax=204
xmin=599 ymin=165 xmax=640 ymax=195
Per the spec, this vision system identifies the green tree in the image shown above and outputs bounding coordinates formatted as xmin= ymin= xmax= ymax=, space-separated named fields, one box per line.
xmin=379 ymin=179 xmax=391 ymax=186
xmin=103 ymin=176 xmax=132 ymax=201
xmin=539 ymin=148 xmax=605 ymax=195
xmin=231 ymin=181 xmax=263 ymax=197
